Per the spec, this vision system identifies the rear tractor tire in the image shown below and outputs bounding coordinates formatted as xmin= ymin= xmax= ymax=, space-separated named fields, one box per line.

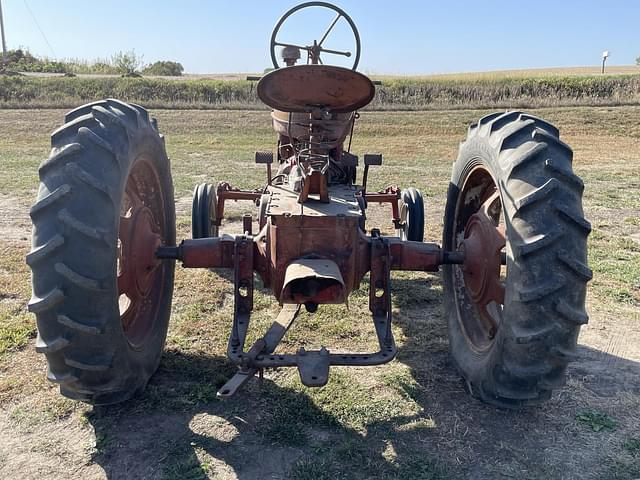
xmin=27 ymin=99 xmax=176 ymax=405
xmin=443 ymin=111 xmax=591 ymax=408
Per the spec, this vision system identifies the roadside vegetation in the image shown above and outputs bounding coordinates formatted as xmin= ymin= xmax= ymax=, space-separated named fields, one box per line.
xmin=1 ymin=48 xmax=184 ymax=77
xmin=2 ymin=72 xmax=640 ymax=110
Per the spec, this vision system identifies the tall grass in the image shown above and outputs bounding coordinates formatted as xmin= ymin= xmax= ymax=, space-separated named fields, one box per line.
xmin=2 ymin=74 xmax=640 ymax=110
xmin=371 ymin=75 xmax=640 ymax=109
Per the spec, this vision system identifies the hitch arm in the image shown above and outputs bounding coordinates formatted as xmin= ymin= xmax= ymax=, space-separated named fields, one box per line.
xmin=218 ymin=304 xmax=301 ymax=398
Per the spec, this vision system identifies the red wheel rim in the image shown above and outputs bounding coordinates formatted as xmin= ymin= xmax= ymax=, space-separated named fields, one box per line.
xmin=117 ymin=156 xmax=167 ymax=347
xmin=453 ymin=165 xmax=506 ymax=351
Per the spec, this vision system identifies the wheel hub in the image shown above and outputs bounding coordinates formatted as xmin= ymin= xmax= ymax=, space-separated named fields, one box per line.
xmin=117 ymin=158 xmax=167 ymax=345
xmin=457 ymin=185 xmax=506 ymax=342
xmin=121 ymin=206 xmax=162 ymax=297
xmin=462 ymin=212 xmax=505 ymax=307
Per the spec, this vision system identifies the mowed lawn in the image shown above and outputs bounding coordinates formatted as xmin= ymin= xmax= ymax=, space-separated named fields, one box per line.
xmin=0 ymin=106 xmax=639 ymax=479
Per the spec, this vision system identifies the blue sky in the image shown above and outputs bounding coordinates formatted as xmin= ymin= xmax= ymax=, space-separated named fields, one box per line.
xmin=5 ymin=0 xmax=639 ymax=74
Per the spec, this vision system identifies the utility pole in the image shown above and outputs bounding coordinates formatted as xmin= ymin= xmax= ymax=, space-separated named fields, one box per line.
xmin=0 ymin=0 xmax=7 ymax=70
xmin=602 ymin=51 xmax=609 ymax=74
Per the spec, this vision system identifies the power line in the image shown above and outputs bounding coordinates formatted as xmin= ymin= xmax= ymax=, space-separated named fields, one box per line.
xmin=23 ymin=0 xmax=56 ymax=58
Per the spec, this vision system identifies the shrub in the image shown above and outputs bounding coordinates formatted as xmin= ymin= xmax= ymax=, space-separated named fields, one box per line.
xmin=111 ymin=50 xmax=144 ymax=75
xmin=142 ymin=61 xmax=184 ymax=76
xmin=5 ymin=48 xmax=69 ymax=73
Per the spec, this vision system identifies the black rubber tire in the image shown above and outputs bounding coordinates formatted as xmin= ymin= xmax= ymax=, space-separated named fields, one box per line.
xmin=191 ymin=183 xmax=218 ymax=239
xmin=258 ymin=193 xmax=270 ymax=231
xmin=27 ymin=99 xmax=175 ymax=405
xmin=398 ymin=187 xmax=425 ymax=242
xmin=443 ymin=111 xmax=592 ymax=408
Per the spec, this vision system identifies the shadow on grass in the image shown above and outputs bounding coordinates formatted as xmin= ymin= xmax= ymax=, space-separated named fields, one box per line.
xmin=85 ymin=275 xmax=640 ymax=480
xmin=85 ymin=354 xmax=449 ymax=479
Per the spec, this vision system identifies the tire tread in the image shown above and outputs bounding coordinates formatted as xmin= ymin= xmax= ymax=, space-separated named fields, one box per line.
xmin=28 ymin=99 xmax=175 ymax=405
xmin=445 ymin=110 xmax=591 ymax=408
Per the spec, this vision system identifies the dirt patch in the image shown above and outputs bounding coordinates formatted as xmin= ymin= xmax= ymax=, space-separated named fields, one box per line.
xmin=0 ymin=194 xmax=31 ymax=245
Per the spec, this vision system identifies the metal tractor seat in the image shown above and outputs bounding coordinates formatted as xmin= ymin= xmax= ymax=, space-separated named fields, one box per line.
xmin=258 ymin=65 xmax=375 ymax=146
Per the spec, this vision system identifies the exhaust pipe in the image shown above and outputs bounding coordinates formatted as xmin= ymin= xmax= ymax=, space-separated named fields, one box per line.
xmin=281 ymin=259 xmax=346 ymax=307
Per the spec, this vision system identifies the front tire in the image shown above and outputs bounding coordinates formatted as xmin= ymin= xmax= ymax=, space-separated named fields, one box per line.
xmin=27 ymin=99 xmax=175 ymax=405
xmin=398 ymin=187 xmax=425 ymax=242
xmin=192 ymin=183 xmax=218 ymax=239
xmin=443 ymin=111 xmax=591 ymax=408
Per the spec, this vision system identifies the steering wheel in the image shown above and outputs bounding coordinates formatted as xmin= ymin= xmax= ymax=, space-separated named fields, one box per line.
xmin=270 ymin=2 xmax=361 ymax=70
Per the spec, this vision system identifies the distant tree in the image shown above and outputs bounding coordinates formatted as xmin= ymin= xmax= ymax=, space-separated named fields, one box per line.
xmin=142 ymin=60 xmax=184 ymax=76
xmin=111 ymin=50 xmax=144 ymax=75
xmin=636 ymin=56 xmax=640 ymax=66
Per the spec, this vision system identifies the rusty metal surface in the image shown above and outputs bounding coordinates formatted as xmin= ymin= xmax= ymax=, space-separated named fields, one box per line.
xmin=257 ymin=65 xmax=375 ymax=113
xmin=296 ymin=347 xmax=330 ymax=386
xmin=177 ymin=236 xmax=234 ymax=269
xmin=388 ymin=238 xmax=442 ymax=272
xmin=215 ymin=182 xmax=262 ymax=227
xmin=217 ymin=229 xmax=400 ymax=396
xmin=228 ymin=235 xmax=254 ymax=360
xmin=281 ymin=258 xmax=346 ymax=304
xmin=361 ymin=187 xmax=401 ymax=227
xmin=271 ymin=110 xmax=353 ymax=147
xmin=219 ymin=304 xmax=301 ymax=398
xmin=369 ymin=232 xmax=394 ymax=350
xmin=453 ymin=165 xmax=506 ymax=348
xmin=461 ymin=191 xmax=505 ymax=339
xmin=118 ymin=157 xmax=166 ymax=347
xmin=267 ymin=184 xmax=360 ymax=217
xmin=298 ymin=169 xmax=330 ymax=204
xmin=265 ymin=184 xmax=368 ymax=300
xmin=242 ymin=214 xmax=253 ymax=235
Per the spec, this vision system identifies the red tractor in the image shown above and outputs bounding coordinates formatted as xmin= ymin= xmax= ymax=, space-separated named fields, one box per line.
xmin=28 ymin=2 xmax=590 ymax=408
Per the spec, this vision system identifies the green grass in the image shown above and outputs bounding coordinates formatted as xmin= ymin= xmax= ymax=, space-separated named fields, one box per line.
xmin=288 ymin=437 xmax=448 ymax=480
xmin=625 ymin=438 xmax=640 ymax=456
xmin=289 ymin=458 xmax=336 ymax=480
xmin=0 ymin=245 xmax=36 ymax=356
xmin=0 ymin=312 xmax=35 ymax=355
xmin=278 ymin=370 xmax=422 ymax=433
xmin=589 ymin=231 xmax=640 ymax=305
xmin=576 ymin=410 xmax=618 ymax=432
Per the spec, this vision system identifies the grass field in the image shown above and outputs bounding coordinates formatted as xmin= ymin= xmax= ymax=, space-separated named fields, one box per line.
xmin=0 ymin=106 xmax=639 ymax=479
xmin=3 ymin=71 xmax=640 ymax=111
xmin=21 ymin=64 xmax=640 ymax=81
